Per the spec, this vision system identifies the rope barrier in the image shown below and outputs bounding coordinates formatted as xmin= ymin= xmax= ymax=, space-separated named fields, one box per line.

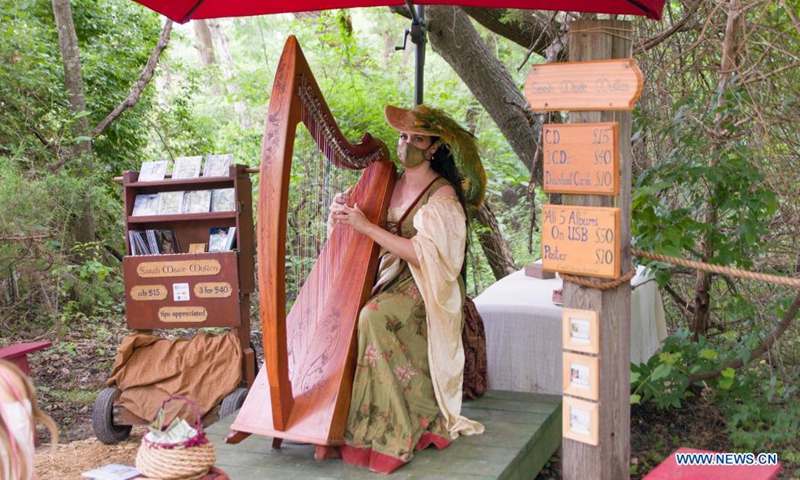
xmin=632 ymin=249 xmax=800 ymax=289
xmin=567 ymin=25 xmax=634 ymax=42
xmin=561 ymin=268 xmax=636 ymax=290
xmin=557 ymin=250 xmax=799 ymax=290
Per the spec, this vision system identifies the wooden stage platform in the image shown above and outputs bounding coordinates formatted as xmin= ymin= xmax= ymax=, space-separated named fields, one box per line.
xmin=205 ymin=390 xmax=562 ymax=479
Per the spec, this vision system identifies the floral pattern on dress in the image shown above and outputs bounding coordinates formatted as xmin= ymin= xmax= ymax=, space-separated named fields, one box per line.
xmin=406 ymin=284 xmax=421 ymax=301
xmin=394 ymin=364 xmax=419 ymax=382
xmin=364 ymin=342 xmax=380 ymax=367
xmin=364 ymin=301 xmax=379 ymax=311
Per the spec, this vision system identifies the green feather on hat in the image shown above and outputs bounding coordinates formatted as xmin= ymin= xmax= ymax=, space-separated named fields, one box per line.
xmin=385 ymin=105 xmax=487 ymax=207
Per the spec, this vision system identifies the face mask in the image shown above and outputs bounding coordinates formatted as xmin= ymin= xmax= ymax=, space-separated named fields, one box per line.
xmin=398 ymin=142 xmax=427 ymax=168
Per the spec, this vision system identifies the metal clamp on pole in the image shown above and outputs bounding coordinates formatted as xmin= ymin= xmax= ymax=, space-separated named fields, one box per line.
xmin=404 ymin=0 xmax=426 ymax=106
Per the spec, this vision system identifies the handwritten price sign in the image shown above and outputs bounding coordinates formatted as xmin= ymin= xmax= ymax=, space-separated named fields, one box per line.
xmin=525 ymin=59 xmax=643 ymax=111
xmin=194 ymin=282 xmax=233 ymax=298
xmin=543 ymin=123 xmax=619 ymax=195
xmin=541 ymin=205 xmax=621 ymax=278
xmin=130 ymin=285 xmax=168 ymax=301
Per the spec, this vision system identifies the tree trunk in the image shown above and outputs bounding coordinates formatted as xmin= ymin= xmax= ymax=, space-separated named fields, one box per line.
xmin=463 ymin=106 xmax=517 ymax=280
xmin=193 ymin=20 xmax=217 ymax=67
xmin=691 ymin=0 xmax=743 ymax=336
xmin=193 ymin=19 xmax=220 ymax=96
xmin=426 ymin=6 xmax=541 ymax=176
xmin=51 ymin=0 xmax=95 ymax=246
xmin=472 ymin=202 xmax=517 ymax=279
xmin=208 ymin=20 xmax=249 ymax=127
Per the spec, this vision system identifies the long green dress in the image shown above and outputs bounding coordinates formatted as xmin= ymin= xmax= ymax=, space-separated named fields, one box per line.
xmin=341 ymin=178 xmax=461 ymax=474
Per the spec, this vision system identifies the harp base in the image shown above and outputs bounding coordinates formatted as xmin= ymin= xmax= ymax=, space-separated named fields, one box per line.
xmin=228 ymin=366 xmax=347 ymax=447
xmin=223 ymin=430 xmax=251 ymax=445
xmin=315 ymin=446 xmax=341 ymax=460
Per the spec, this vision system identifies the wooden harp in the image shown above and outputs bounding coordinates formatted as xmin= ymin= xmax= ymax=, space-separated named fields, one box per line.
xmin=227 ymin=36 xmax=396 ymax=448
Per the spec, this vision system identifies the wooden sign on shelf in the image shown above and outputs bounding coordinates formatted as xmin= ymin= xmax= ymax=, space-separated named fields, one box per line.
xmin=158 ymin=306 xmax=208 ymax=323
xmin=123 ymin=253 xmax=241 ymax=329
xmin=135 ymin=259 xmax=222 ymax=278
xmin=541 ymin=205 xmax=621 ymax=279
xmin=129 ymin=285 xmax=168 ymax=301
xmin=543 ymin=123 xmax=619 ymax=195
xmin=525 ymin=59 xmax=643 ymax=111
xmin=194 ymin=282 xmax=234 ymax=298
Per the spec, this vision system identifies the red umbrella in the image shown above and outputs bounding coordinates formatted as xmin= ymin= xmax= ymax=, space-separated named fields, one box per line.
xmin=134 ymin=0 xmax=666 ymax=24
xmin=132 ymin=0 xmax=666 ymax=103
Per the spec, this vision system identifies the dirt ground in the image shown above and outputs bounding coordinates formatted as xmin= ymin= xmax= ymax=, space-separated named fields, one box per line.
xmin=15 ymin=315 xmax=263 ymax=479
xmin=35 ymin=428 xmax=145 ymax=479
xmin=4 ymin=315 xmax=788 ymax=479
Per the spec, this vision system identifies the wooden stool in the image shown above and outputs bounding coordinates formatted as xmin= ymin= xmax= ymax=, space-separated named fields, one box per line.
xmin=643 ymin=447 xmax=781 ymax=480
xmin=1 ymin=341 xmax=52 ymax=446
xmin=0 ymin=341 xmax=51 ymax=375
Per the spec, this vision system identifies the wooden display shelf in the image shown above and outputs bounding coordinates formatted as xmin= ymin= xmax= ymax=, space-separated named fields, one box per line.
xmin=127 ymin=211 xmax=237 ymax=224
xmin=125 ymin=175 xmax=235 ymax=189
xmin=119 ymin=163 xmax=256 ymax=387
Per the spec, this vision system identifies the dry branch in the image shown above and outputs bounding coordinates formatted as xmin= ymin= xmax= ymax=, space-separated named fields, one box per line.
xmin=0 ymin=234 xmax=53 ymax=242
xmin=90 ymin=20 xmax=173 ymax=138
xmin=687 ymin=290 xmax=800 ymax=383
xmin=634 ymin=0 xmax=705 ymax=55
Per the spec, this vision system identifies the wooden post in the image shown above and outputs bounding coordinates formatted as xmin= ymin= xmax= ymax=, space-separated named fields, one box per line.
xmin=562 ymin=19 xmax=633 ymax=480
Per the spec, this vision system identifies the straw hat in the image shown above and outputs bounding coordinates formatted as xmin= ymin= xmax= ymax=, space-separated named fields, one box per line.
xmin=385 ymin=104 xmax=486 ymax=207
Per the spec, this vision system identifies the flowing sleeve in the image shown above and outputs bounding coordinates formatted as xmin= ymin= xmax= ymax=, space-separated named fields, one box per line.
xmin=408 ymin=196 xmax=485 ymax=439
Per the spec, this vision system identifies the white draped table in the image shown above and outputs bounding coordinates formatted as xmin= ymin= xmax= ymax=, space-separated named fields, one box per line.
xmin=473 ymin=265 xmax=667 ymax=395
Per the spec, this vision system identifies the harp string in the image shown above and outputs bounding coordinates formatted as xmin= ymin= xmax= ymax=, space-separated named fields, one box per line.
xmin=285 ymin=86 xmax=361 ymax=384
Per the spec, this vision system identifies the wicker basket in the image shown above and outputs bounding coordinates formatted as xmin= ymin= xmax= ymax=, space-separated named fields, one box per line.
xmin=135 ymin=395 xmax=216 ymax=479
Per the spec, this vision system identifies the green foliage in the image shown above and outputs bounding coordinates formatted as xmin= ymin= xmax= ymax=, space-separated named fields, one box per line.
xmin=0 ymin=1 xmax=174 ymax=327
xmin=628 ymin=3 xmax=800 ymax=468
xmin=1 ymin=1 xmax=162 ymax=174
xmin=632 ymin=87 xmax=779 ymax=286
xmin=0 ymin=3 xmax=69 ymax=169
xmin=631 ymin=327 xmax=800 ymax=452
xmin=722 ymin=375 xmax=800 ymax=452
xmin=55 ymin=243 xmax=124 ymax=317
xmin=0 ymin=158 xmax=124 ymax=329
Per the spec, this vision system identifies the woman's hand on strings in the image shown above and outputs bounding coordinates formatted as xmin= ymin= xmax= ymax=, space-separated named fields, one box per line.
xmin=334 ymin=203 xmax=371 ymax=233
xmin=331 ymin=189 xmax=417 ymax=265
xmin=329 ymin=187 xmax=353 ymax=227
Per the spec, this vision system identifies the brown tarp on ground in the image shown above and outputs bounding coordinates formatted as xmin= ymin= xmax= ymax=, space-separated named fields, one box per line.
xmin=106 ymin=332 xmax=243 ymax=423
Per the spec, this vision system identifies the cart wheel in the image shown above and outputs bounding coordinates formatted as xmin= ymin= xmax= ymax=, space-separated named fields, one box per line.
xmin=220 ymin=388 xmax=248 ymax=419
xmin=92 ymin=387 xmax=132 ymax=444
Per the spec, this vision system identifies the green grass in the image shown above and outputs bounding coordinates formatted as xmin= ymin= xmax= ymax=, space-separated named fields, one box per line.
xmin=38 ymin=386 xmax=97 ymax=406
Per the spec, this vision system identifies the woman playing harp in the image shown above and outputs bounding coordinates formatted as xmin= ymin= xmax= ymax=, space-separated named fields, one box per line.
xmin=330 ymin=105 xmax=486 ymax=473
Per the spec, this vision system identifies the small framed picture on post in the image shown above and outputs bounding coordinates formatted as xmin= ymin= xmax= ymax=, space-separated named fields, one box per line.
xmin=562 ymin=396 xmax=599 ymax=446
xmin=562 ymin=352 xmax=599 ymax=401
xmin=562 ymin=308 xmax=599 ymax=354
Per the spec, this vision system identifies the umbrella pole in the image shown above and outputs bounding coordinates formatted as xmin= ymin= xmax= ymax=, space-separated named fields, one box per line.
xmin=404 ymin=1 xmax=426 ymax=105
